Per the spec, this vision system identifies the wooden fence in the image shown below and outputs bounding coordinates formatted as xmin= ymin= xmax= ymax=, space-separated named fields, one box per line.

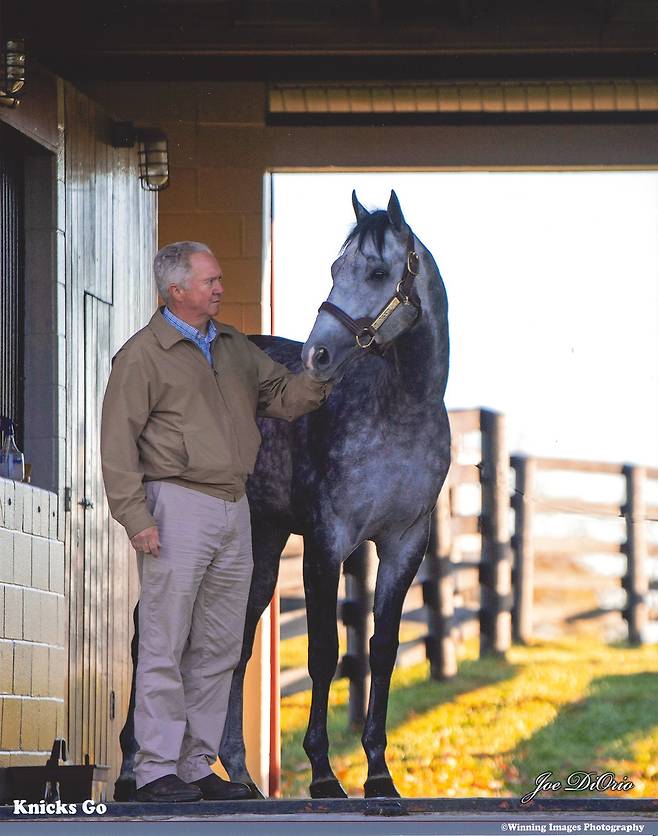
xmin=511 ymin=456 xmax=658 ymax=646
xmin=279 ymin=408 xmax=658 ymax=724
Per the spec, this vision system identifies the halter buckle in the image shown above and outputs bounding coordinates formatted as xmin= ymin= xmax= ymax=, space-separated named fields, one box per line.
xmin=356 ymin=329 xmax=376 ymax=350
xmin=395 ymin=280 xmax=409 ymax=303
xmin=407 ymin=251 xmax=419 ymax=276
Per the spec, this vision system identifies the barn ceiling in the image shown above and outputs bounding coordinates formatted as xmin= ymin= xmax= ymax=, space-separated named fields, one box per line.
xmin=4 ymin=0 xmax=657 ymax=82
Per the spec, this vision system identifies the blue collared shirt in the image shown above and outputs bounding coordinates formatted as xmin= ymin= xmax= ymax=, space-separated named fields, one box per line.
xmin=162 ymin=307 xmax=218 ymax=366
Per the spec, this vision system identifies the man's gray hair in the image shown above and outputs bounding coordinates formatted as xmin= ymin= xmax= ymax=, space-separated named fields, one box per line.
xmin=154 ymin=241 xmax=212 ymax=303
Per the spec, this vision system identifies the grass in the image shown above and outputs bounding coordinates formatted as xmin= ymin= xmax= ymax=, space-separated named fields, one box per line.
xmin=279 ymin=636 xmax=658 ymax=798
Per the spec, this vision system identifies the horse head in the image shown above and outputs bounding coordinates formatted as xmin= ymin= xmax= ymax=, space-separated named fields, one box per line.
xmin=302 ymin=190 xmax=424 ymax=380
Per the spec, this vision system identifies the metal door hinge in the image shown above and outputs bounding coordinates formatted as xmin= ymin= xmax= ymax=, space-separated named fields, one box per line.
xmin=64 ymin=487 xmax=71 ymax=512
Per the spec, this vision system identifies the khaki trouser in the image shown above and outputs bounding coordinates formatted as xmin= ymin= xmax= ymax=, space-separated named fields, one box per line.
xmin=134 ymin=481 xmax=253 ymax=788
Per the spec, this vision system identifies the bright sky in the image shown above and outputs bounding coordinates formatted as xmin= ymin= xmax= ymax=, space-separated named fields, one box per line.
xmin=272 ymin=172 xmax=658 ymax=468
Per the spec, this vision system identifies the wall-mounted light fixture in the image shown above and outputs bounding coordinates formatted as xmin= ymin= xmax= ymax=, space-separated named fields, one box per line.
xmin=137 ymin=128 xmax=169 ymax=192
xmin=0 ymin=39 xmax=26 ymax=108
xmin=110 ymin=121 xmax=170 ymax=192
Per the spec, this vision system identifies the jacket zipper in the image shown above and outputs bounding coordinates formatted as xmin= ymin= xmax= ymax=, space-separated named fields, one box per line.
xmin=208 ymin=342 xmax=245 ymax=473
xmin=182 ymin=340 xmax=244 ymax=474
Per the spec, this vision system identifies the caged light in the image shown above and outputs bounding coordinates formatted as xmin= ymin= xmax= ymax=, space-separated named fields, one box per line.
xmin=137 ymin=129 xmax=170 ymax=192
xmin=110 ymin=122 xmax=170 ymax=192
xmin=0 ymin=39 xmax=26 ymax=108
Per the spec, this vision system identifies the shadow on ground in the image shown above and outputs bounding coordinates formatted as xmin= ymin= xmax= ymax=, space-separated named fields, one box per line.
xmin=509 ymin=671 xmax=658 ymax=796
xmin=282 ymin=653 xmax=518 ymax=779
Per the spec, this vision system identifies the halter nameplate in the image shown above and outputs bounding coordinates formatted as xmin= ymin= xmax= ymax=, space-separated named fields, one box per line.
xmin=370 ymin=295 xmax=402 ymax=332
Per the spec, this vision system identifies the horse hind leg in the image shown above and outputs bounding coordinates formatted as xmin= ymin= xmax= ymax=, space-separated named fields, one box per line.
xmin=362 ymin=521 xmax=430 ymax=798
xmin=302 ymin=542 xmax=347 ymax=799
xmin=218 ymin=523 xmax=289 ymax=796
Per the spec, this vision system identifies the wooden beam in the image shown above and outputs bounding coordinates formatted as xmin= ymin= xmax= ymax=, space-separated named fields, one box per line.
xmin=369 ymin=0 xmax=383 ymax=24
xmin=601 ymin=0 xmax=617 ymax=23
xmin=2 ymin=795 xmax=657 ymax=820
xmin=230 ymin=0 xmax=245 ymax=26
xmin=458 ymin=0 xmax=473 ymax=25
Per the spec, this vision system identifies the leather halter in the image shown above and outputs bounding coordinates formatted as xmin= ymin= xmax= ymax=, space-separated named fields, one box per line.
xmin=319 ymin=231 xmax=421 ymax=353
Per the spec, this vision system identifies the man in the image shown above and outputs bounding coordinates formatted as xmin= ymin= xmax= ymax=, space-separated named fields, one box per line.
xmin=101 ymin=241 xmax=333 ymax=802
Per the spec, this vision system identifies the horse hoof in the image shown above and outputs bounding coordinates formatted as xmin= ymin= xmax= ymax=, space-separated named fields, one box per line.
xmin=309 ymin=779 xmax=348 ymax=799
xmin=364 ymin=776 xmax=400 ymax=798
xmin=114 ymin=775 xmax=137 ymax=801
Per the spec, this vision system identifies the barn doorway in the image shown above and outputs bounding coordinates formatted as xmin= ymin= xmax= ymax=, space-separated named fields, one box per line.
xmin=269 ymin=169 xmax=658 ymax=650
xmin=267 ymin=170 xmax=658 ymax=797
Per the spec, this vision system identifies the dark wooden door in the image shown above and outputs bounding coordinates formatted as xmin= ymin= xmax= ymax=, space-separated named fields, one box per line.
xmin=0 ymin=123 xmax=25 ymax=442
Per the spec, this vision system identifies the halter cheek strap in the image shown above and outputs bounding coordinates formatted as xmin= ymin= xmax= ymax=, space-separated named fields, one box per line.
xmin=319 ymin=231 xmax=421 ymax=353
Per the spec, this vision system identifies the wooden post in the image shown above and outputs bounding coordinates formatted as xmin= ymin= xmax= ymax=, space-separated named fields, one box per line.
xmin=269 ymin=586 xmax=281 ymax=798
xmin=511 ymin=455 xmax=536 ymax=645
xmin=341 ymin=541 xmax=375 ymax=729
xmin=623 ymin=465 xmax=648 ymax=645
xmin=423 ymin=484 xmax=457 ymax=679
xmin=479 ymin=409 xmax=513 ymax=656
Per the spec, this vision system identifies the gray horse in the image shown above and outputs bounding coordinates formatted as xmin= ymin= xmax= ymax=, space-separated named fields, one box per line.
xmin=115 ymin=190 xmax=451 ymax=801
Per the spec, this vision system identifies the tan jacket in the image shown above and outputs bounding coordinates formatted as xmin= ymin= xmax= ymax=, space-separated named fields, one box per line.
xmin=101 ymin=309 xmax=332 ymax=539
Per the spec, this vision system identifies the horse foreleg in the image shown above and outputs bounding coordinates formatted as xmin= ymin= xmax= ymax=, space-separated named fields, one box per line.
xmin=114 ymin=602 xmax=140 ymax=801
xmin=302 ymin=546 xmax=346 ymax=798
xmin=218 ymin=524 xmax=289 ymax=796
xmin=362 ymin=521 xmax=430 ymax=798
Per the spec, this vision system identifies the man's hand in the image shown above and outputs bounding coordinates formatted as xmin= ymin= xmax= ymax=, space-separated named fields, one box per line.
xmin=130 ymin=526 xmax=161 ymax=557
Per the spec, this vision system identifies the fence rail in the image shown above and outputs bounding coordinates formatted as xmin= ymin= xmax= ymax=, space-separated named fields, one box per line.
xmin=511 ymin=456 xmax=658 ymax=647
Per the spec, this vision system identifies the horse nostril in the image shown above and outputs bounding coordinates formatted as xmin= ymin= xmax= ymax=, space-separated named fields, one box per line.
xmin=314 ymin=346 xmax=331 ymax=368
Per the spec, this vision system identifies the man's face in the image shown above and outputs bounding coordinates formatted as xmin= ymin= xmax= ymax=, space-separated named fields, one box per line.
xmin=170 ymin=251 xmax=224 ymax=320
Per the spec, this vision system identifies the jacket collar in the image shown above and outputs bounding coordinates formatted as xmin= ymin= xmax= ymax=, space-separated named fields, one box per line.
xmin=148 ymin=307 xmax=233 ymax=350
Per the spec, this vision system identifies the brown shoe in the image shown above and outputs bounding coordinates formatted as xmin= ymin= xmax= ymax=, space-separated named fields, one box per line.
xmin=136 ymin=774 xmax=203 ymax=802
xmin=191 ymin=773 xmax=254 ymax=800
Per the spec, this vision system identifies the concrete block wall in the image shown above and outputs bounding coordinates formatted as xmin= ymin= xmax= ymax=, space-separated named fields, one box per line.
xmin=78 ymin=81 xmax=270 ymax=335
xmin=157 ymin=84 xmax=268 ymax=334
xmin=0 ymin=477 xmax=66 ymax=767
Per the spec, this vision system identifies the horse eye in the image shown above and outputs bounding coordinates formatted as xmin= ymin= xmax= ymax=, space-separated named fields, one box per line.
xmin=371 ymin=269 xmax=387 ymax=281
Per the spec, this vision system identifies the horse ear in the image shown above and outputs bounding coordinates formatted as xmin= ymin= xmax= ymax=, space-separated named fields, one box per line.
xmin=387 ymin=190 xmax=406 ymax=231
xmin=352 ymin=190 xmax=370 ymax=223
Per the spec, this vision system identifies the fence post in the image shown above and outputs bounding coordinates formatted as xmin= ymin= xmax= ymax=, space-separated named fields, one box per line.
xmin=479 ymin=409 xmax=513 ymax=655
xmin=511 ymin=455 xmax=536 ymax=645
xmin=623 ymin=465 xmax=648 ymax=645
xmin=423 ymin=484 xmax=457 ymax=679
xmin=341 ymin=541 xmax=376 ymax=729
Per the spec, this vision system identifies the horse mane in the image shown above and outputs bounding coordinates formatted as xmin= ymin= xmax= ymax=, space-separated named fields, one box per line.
xmin=341 ymin=210 xmax=391 ymax=257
